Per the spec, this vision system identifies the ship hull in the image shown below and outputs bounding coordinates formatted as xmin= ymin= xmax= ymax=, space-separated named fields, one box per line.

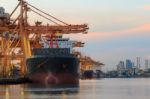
xmin=26 ymin=56 xmax=79 ymax=86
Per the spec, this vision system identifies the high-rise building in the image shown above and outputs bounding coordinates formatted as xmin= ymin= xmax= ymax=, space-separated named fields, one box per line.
xmin=117 ymin=61 xmax=125 ymax=75
xmin=145 ymin=60 xmax=148 ymax=69
xmin=126 ymin=59 xmax=133 ymax=70
xmin=137 ymin=57 xmax=141 ymax=69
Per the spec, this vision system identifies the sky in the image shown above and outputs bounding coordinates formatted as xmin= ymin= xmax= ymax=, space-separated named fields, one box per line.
xmin=0 ymin=0 xmax=150 ymax=70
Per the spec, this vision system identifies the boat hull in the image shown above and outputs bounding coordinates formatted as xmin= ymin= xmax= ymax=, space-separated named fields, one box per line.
xmin=26 ymin=56 xmax=79 ymax=86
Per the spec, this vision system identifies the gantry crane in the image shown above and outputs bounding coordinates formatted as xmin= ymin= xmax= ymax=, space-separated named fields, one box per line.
xmin=0 ymin=0 xmax=88 ymax=76
xmin=74 ymin=52 xmax=104 ymax=72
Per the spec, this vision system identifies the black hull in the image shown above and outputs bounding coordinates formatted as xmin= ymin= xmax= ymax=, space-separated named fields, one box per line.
xmin=26 ymin=56 xmax=79 ymax=85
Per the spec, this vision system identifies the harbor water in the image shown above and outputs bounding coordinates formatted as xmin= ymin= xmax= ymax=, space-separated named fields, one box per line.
xmin=0 ymin=78 xmax=150 ymax=99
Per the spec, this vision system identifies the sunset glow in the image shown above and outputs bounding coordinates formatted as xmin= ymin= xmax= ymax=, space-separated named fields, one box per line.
xmin=0 ymin=0 xmax=150 ymax=70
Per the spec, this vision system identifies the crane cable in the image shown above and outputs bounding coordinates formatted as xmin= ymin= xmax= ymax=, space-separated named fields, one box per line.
xmin=9 ymin=2 xmax=21 ymax=18
xmin=27 ymin=2 xmax=69 ymax=26
xmin=7 ymin=14 xmax=22 ymax=49
xmin=3 ymin=14 xmax=21 ymax=55
xmin=30 ymin=9 xmax=61 ymax=26
xmin=11 ymin=14 xmax=21 ymax=26
xmin=9 ymin=39 xmax=20 ymax=55
xmin=3 ymin=25 xmax=19 ymax=53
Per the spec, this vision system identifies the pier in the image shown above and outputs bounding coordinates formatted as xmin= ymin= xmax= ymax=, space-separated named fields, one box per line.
xmin=0 ymin=76 xmax=30 ymax=84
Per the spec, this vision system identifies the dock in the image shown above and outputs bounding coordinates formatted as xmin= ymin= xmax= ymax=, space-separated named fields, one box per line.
xmin=0 ymin=77 xmax=30 ymax=85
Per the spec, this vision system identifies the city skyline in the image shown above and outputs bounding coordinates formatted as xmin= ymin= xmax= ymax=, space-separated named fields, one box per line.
xmin=0 ymin=0 xmax=150 ymax=70
xmin=116 ymin=58 xmax=149 ymax=70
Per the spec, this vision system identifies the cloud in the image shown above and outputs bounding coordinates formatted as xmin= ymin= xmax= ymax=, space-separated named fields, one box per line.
xmin=143 ymin=5 xmax=150 ymax=10
xmin=145 ymin=54 xmax=150 ymax=59
xmin=66 ymin=23 xmax=150 ymax=41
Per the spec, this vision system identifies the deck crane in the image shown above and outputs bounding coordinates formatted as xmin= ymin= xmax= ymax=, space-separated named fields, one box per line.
xmin=0 ymin=0 xmax=88 ymax=76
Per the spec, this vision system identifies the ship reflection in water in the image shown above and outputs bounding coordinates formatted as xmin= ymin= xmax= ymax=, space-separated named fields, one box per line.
xmin=25 ymin=83 xmax=79 ymax=94
xmin=1 ymin=79 xmax=150 ymax=99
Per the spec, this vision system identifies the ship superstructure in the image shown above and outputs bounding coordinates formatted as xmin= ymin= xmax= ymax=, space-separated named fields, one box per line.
xmin=39 ymin=35 xmax=75 ymax=53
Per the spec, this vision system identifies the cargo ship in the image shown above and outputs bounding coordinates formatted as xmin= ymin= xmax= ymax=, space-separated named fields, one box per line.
xmin=0 ymin=0 xmax=88 ymax=86
xmin=26 ymin=35 xmax=79 ymax=86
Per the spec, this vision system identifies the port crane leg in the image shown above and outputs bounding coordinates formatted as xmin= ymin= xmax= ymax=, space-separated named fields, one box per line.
xmin=19 ymin=0 xmax=31 ymax=75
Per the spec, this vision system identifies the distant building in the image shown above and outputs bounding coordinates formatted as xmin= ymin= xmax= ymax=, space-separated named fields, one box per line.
xmin=126 ymin=59 xmax=136 ymax=76
xmin=114 ymin=58 xmax=150 ymax=78
xmin=117 ymin=61 xmax=125 ymax=76
xmin=126 ymin=59 xmax=133 ymax=70
xmin=136 ymin=57 xmax=141 ymax=69
xmin=145 ymin=60 xmax=149 ymax=70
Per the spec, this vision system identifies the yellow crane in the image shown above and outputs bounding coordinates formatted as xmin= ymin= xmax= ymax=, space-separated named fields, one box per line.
xmin=0 ymin=0 xmax=88 ymax=76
